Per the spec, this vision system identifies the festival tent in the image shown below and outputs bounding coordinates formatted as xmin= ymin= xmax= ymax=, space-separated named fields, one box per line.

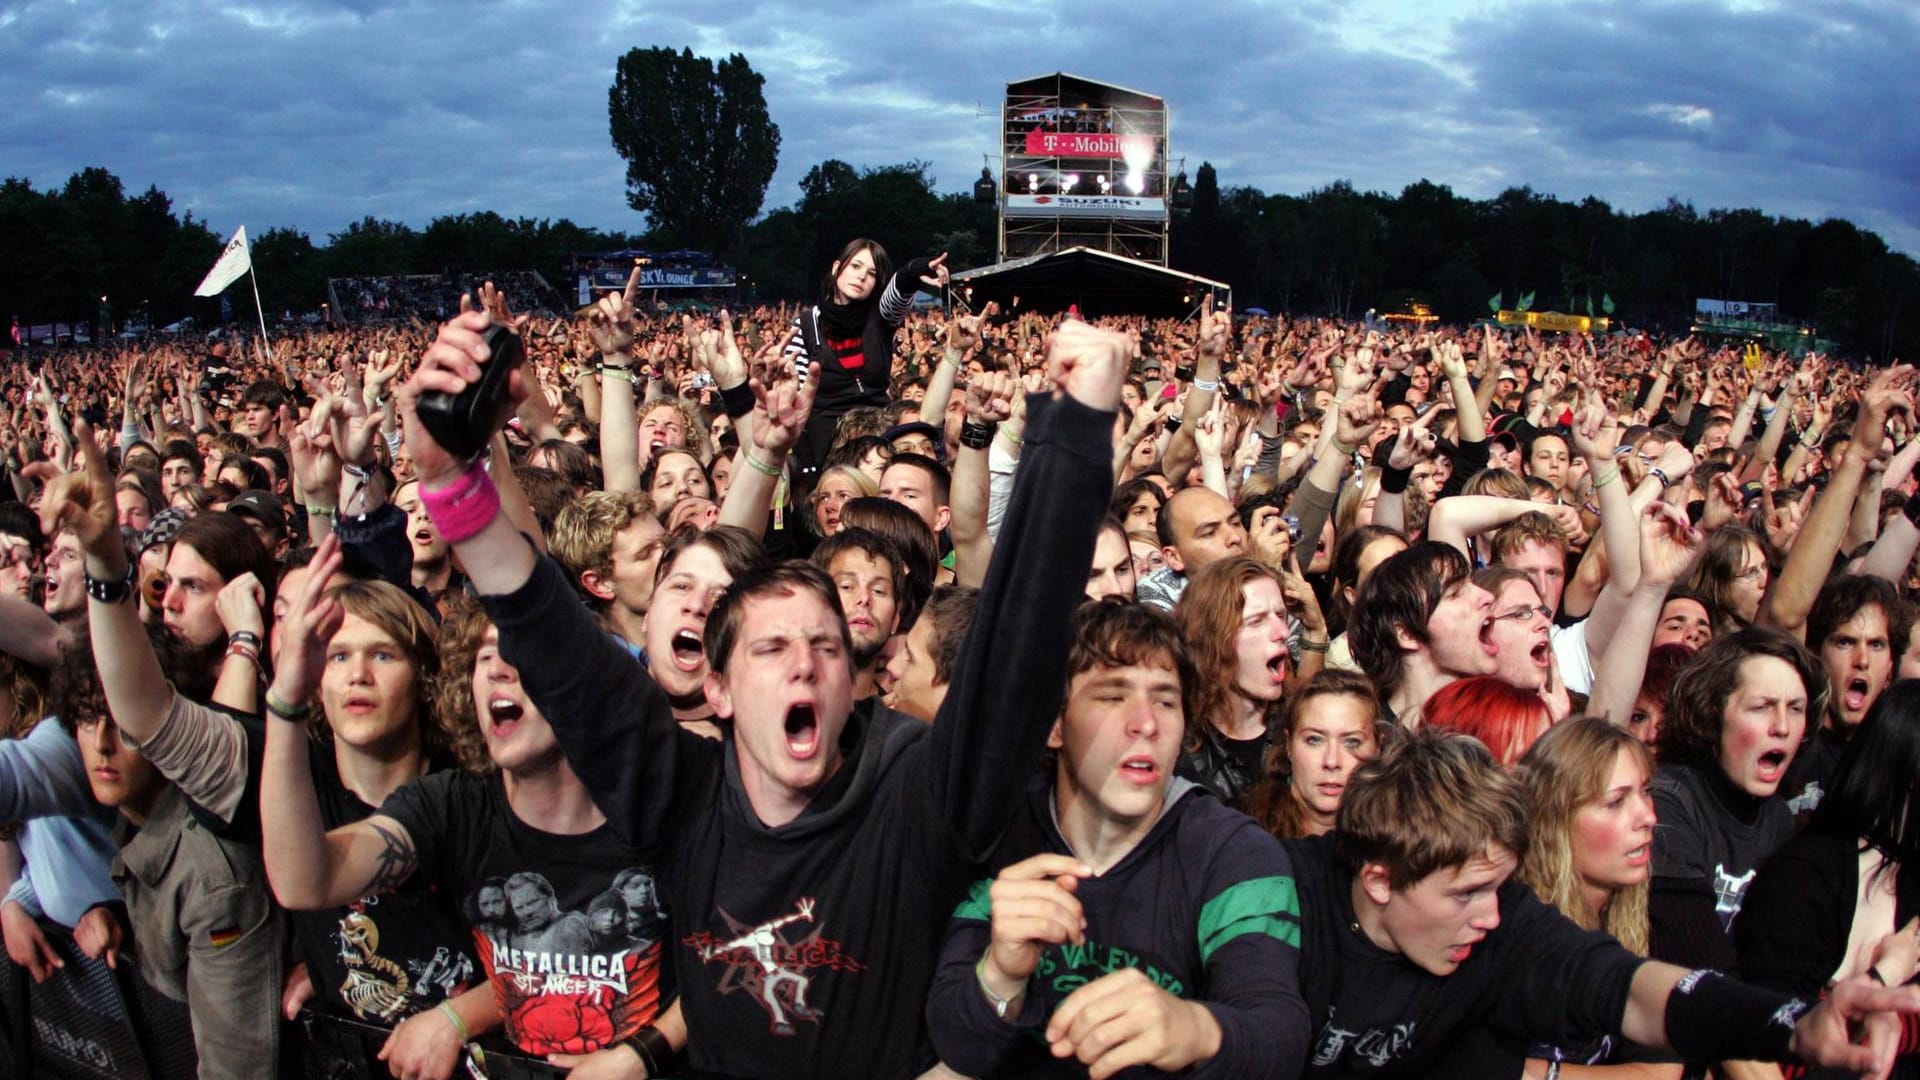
xmin=949 ymin=246 xmax=1229 ymax=318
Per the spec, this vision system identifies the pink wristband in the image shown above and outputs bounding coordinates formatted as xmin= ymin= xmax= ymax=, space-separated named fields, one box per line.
xmin=419 ymin=460 xmax=501 ymax=545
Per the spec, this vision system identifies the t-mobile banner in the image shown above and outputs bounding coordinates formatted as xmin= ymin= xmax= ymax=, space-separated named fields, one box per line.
xmin=1004 ymin=194 xmax=1168 ymax=221
xmin=1022 ymin=130 xmax=1156 ymax=159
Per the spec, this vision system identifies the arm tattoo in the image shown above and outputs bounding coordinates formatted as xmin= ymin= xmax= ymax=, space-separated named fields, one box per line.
xmin=360 ymin=820 xmax=417 ymax=895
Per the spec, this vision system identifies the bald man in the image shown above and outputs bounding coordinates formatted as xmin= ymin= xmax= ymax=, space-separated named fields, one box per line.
xmin=1137 ymin=486 xmax=1248 ymax=611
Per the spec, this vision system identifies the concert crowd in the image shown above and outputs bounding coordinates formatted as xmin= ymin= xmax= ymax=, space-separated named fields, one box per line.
xmin=1 ymin=241 xmax=1919 ymax=1080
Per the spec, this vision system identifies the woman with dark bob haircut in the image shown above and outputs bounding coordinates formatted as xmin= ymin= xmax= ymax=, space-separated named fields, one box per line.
xmin=1739 ymin=679 xmax=1920 ymax=999
xmin=1649 ymin=627 xmax=1826 ymax=975
xmin=783 ymin=239 xmax=950 ymax=487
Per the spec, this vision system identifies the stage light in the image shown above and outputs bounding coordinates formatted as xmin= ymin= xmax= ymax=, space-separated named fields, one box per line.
xmin=1096 ymin=175 xmax=1111 ymax=192
xmin=1027 ymin=173 xmax=1040 ymax=192
xmin=1125 ymin=171 xmax=1144 ymax=195
xmin=1063 ymin=173 xmax=1079 ymax=191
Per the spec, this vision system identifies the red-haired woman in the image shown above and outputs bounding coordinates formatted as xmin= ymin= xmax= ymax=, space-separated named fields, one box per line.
xmin=1424 ymin=674 xmax=1555 ymax=766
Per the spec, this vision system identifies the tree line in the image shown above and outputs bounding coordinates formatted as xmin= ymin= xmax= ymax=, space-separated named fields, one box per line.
xmin=5 ymin=36 xmax=1914 ymax=362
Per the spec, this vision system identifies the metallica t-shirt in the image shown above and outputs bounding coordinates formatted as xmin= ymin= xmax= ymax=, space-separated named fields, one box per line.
xmin=381 ymin=769 xmax=672 ymax=1055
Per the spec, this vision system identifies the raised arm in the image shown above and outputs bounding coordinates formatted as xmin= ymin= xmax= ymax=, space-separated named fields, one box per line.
xmin=1567 ymin=396 xmax=1645 ymax=649
xmin=0 ymin=595 xmax=69 ymax=670
xmin=717 ymin=348 xmax=817 ymax=538
xmin=589 ymin=270 xmax=644 ymax=494
xmin=1374 ymin=405 xmax=1441 ymax=535
xmin=1588 ymin=503 xmax=1704 ymax=727
xmin=1738 ymin=366 xmax=1800 ymax=484
xmin=922 ymin=301 xmax=994 ymax=427
xmin=258 ymin=536 xmax=420 ymax=909
xmin=1161 ymin=298 xmax=1229 ymax=488
xmin=402 ymin=308 xmax=687 ymax=850
xmin=930 ymin=321 xmax=1122 ymax=858
xmin=1761 ymin=366 xmax=1913 ymax=638
xmin=1426 ymin=495 xmax=1547 ymax=558
xmin=40 ymin=420 xmax=182 ymax=745
xmin=950 ymin=371 xmax=1016 ymax=588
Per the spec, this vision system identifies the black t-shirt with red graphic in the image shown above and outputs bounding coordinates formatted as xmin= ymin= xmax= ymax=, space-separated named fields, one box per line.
xmin=380 ymin=770 xmax=672 ymax=1056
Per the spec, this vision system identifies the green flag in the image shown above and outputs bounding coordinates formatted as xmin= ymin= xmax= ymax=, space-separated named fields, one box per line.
xmin=1602 ymin=292 xmax=1616 ymax=315
xmin=1517 ymin=291 xmax=1535 ymax=312
xmin=1488 ymin=291 xmax=1503 ymax=313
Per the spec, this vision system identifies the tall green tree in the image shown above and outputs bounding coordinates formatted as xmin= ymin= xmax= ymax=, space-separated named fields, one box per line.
xmin=608 ymin=47 xmax=780 ymax=255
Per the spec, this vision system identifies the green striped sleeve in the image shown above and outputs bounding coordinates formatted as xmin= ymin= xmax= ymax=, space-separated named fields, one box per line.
xmin=952 ymin=878 xmax=994 ymax=922
xmin=1197 ymin=875 xmax=1301 ymax=963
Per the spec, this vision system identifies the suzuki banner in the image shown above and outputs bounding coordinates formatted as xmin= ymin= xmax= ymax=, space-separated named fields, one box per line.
xmin=1004 ymin=194 xmax=1167 ymax=221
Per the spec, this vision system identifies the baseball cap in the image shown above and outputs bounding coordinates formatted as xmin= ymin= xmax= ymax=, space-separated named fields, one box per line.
xmin=227 ymin=490 xmax=287 ymax=531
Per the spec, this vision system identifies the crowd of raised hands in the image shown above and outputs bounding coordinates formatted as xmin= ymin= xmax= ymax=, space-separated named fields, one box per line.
xmin=5 ymin=267 xmax=1920 ymax=1080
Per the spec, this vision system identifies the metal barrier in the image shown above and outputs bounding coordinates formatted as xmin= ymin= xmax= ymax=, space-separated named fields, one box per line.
xmin=0 ymin=919 xmax=196 ymax=1079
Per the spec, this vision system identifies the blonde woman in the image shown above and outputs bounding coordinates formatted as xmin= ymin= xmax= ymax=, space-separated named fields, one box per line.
xmin=1513 ymin=718 xmax=1679 ymax=1077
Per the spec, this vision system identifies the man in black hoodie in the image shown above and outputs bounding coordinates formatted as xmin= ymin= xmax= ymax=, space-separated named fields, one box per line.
xmin=394 ymin=310 xmax=1124 ymax=1078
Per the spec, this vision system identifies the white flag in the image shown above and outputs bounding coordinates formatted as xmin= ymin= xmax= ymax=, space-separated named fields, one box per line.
xmin=194 ymin=226 xmax=252 ymax=297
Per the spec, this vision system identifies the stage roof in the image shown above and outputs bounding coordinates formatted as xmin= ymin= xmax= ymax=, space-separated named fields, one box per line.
xmin=951 ymin=247 xmax=1228 ymax=317
xmin=1005 ymin=73 xmax=1164 ymax=110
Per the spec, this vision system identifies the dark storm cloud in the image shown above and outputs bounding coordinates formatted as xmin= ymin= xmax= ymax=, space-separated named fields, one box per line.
xmin=1 ymin=0 xmax=1912 ymax=254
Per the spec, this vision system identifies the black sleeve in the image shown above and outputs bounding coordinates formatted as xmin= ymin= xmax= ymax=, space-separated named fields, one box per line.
xmin=332 ymin=502 xmax=416 ymax=600
xmin=1438 ymin=437 xmax=1491 ymax=501
xmin=1648 ymin=778 xmax=1743 ymax=971
xmin=1486 ymin=885 xmax=1646 ymax=1053
xmin=482 ymin=549 xmax=715 ymax=851
xmin=1682 ymin=405 xmax=1709 ymax=451
xmin=1378 ymin=372 xmax=1412 ymax=408
xmin=1736 ymin=835 xmax=1848 ymax=997
xmin=925 ymin=907 xmax=1045 ymax=1076
xmin=926 ymin=392 xmax=1113 ymax=861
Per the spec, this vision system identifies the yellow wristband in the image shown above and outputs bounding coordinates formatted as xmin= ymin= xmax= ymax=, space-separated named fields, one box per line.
xmin=436 ymin=1001 xmax=470 ymax=1043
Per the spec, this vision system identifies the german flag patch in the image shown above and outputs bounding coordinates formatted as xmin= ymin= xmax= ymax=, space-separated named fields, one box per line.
xmin=208 ymin=926 xmax=243 ymax=949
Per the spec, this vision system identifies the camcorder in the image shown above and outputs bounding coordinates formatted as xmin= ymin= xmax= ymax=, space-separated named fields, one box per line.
xmin=415 ymin=324 xmax=525 ymax=460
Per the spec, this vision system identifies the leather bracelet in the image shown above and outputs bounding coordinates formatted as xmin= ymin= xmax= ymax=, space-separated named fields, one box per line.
xmin=625 ymin=1024 xmax=671 ymax=1074
xmin=1297 ymin=638 xmax=1330 ymax=653
xmin=85 ymin=562 xmax=137 ymax=605
xmin=959 ymin=419 xmax=996 ymax=450
xmin=228 ymin=630 xmax=263 ymax=651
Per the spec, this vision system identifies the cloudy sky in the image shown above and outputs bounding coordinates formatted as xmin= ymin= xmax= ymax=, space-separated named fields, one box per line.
xmin=4 ymin=0 xmax=1916 ymax=259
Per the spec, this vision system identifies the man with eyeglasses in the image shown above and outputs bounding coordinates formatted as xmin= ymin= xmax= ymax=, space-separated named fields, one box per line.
xmin=1476 ymin=566 xmax=1570 ymax=719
